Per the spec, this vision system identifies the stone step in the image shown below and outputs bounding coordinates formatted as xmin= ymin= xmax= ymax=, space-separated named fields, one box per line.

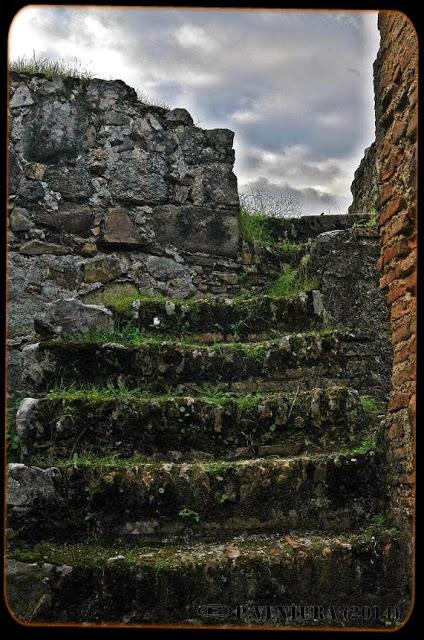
xmin=22 ymin=329 xmax=387 ymax=399
xmin=18 ymin=386 xmax=377 ymax=462
xmin=259 ymin=213 xmax=372 ymax=243
xmin=110 ymin=291 xmax=322 ymax=340
xmin=8 ymin=451 xmax=383 ymax=543
xmin=7 ymin=526 xmax=406 ymax=625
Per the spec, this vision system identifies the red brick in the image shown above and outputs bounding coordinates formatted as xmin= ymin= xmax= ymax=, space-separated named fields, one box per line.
xmin=378 ymin=184 xmax=396 ymax=208
xmin=408 ymin=235 xmax=417 ymax=249
xmin=404 ymin=269 xmax=417 ymax=292
xmin=379 ymin=164 xmax=396 ymax=182
xmin=382 ymin=237 xmax=409 ymax=266
xmin=392 ymin=357 xmax=415 ymax=387
xmin=392 ymin=118 xmax=407 ymax=143
xmin=381 ymin=210 xmax=412 ymax=243
xmin=397 ymin=250 xmax=416 ymax=276
xmin=387 ymin=282 xmax=407 ymax=304
xmin=380 ymin=197 xmax=406 ymax=225
xmin=408 ymin=394 xmax=416 ymax=424
xmin=381 ymin=139 xmax=392 ymax=159
xmin=391 ymin=318 xmax=415 ymax=344
xmin=388 ymin=420 xmax=403 ymax=441
xmin=391 ymin=293 xmax=414 ymax=320
xmin=380 ymin=268 xmax=398 ymax=288
xmin=406 ymin=110 xmax=417 ymax=139
xmin=393 ymin=65 xmax=402 ymax=83
xmin=394 ymin=336 xmax=416 ymax=364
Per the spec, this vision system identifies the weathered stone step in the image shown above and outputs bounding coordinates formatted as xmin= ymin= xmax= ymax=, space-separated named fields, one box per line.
xmin=259 ymin=213 xmax=372 ymax=243
xmin=8 ymin=451 xmax=382 ymax=543
xmin=109 ymin=291 xmax=322 ymax=339
xmin=7 ymin=526 xmax=406 ymax=625
xmin=18 ymin=386 xmax=377 ymax=462
xmin=22 ymin=329 xmax=387 ymax=399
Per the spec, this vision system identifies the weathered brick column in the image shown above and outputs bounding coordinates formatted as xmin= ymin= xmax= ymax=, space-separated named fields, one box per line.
xmin=374 ymin=11 xmax=417 ymax=526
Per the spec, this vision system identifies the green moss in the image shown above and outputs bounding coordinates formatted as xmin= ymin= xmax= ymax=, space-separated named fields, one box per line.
xmin=369 ymin=208 xmax=378 ymax=228
xmin=9 ymin=522 xmax=400 ymax=569
xmin=49 ymin=453 xmax=150 ymax=470
xmin=360 ymin=395 xmax=380 ymax=416
xmin=339 ymin=432 xmax=377 ymax=456
xmin=178 ymin=508 xmax=200 ymax=523
xmin=204 ymin=461 xmax=233 ymax=475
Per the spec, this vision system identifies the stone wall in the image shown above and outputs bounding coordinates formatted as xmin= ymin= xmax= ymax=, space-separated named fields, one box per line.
xmin=8 ymin=72 xmax=240 ymax=389
xmin=348 ymin=142 xmax=378 ymax=214
xmin=374 ymin=11 xmax=417 ymax=528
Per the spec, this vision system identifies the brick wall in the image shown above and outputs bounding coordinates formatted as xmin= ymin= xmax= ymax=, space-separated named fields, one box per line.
xmin=374 ymin=11 xmax=417 ymax=525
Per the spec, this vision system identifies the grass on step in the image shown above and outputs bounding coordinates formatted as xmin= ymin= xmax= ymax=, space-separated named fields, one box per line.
xmin=339 ymin=432 xmax=377 ymax=456
xmin=240 ymin=208 xmax=273 ymax=244
xmin=47 ymin=327 xmax=280 ymax=351
xmin=192 ymin=384 xmax=268 ymax=411
xmin=50 ymin=453 xmax=151 ymax=470
xmin=267 ymin=267 xmax=318 ymax=298
xmin=49 ymin=326 xmax=199 ymax=348
xmin=46 ymin=380 xmax=151 ymax=402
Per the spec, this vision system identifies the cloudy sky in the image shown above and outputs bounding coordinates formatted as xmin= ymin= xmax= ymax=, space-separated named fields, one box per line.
xmin=9 ymin=6 xmax=380 ymax=214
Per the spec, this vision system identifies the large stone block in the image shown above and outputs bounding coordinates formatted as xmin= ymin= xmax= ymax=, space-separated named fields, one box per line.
xmin=34 ymin=204 xmax=94 ymax=237
xmin=43 ymin=166 xmax=93 ymax=201
xmin=101 ymin=207 xmax=146 ymax=246
xmin=23 ymin=99 xmax=89 ymax=162
xmin=33 ymin=298 xmax=114 ymax=338
xmin=151 ymin=205 xmax=240 ymax=257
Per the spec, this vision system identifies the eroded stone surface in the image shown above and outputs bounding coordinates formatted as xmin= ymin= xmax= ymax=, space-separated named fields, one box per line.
xmin=33 ymin=298 xmax=113 ymax=338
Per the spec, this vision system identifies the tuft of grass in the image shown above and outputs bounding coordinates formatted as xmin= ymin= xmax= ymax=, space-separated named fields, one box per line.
xmin=360 ymin=396 xmax=380 ymax=416
xmin=99 ymin=291 xmax=143 ymax=314
xmin=191 ymin=384 xmax=231 ymax=406
xmin=136 ymin=89 xmax=170 ymax=110
xmin=279 ymin=239 xmax=299 ymax=255
xmin=339 ymin=432 xmax=377 ymax=456
xmin=46 ymin=380 xmax=149 ymax=403
xmin=267 ymin=267 xmax=318 ymax=298
xmin=10 ymin=54 xmax=94 ymax=80
xmin=178 ymin=508 xmax=200 ymax=524
xmin=368 ymin=208 xmax=378 ymax=227
xmin=51 ymin=325 xmax=197 ymax=348
xmin=10 ymin=54 xmax=170 ymax=109
xmin=239 ymin=208 xmax=273 ymax=244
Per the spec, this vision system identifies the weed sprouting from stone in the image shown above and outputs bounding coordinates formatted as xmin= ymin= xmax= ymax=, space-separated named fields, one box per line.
xmin=178 ymin=508 xmax=200 ymax=524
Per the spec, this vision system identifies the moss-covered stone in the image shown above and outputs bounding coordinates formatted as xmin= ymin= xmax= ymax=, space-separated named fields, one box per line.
xmin=7 ymin=526 xmax=407 ymax=625
xmin=8 ymin=451 xmax=384 ymax=543
xmin=20 ymin=386 xmax=373 ymax=462
xmin=111 ymin=291 xmax=322 ymax=339
xmin=22 ymin=329 xmax=387 ymax=400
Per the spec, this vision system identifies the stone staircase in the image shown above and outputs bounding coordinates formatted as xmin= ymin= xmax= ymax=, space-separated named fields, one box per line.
xmin=7 ymin=215 xmax=408 ymax=627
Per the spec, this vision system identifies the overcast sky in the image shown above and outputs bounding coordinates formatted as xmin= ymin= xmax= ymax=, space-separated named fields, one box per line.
xmin=9 ymin=6 xmax=380 ymax=214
